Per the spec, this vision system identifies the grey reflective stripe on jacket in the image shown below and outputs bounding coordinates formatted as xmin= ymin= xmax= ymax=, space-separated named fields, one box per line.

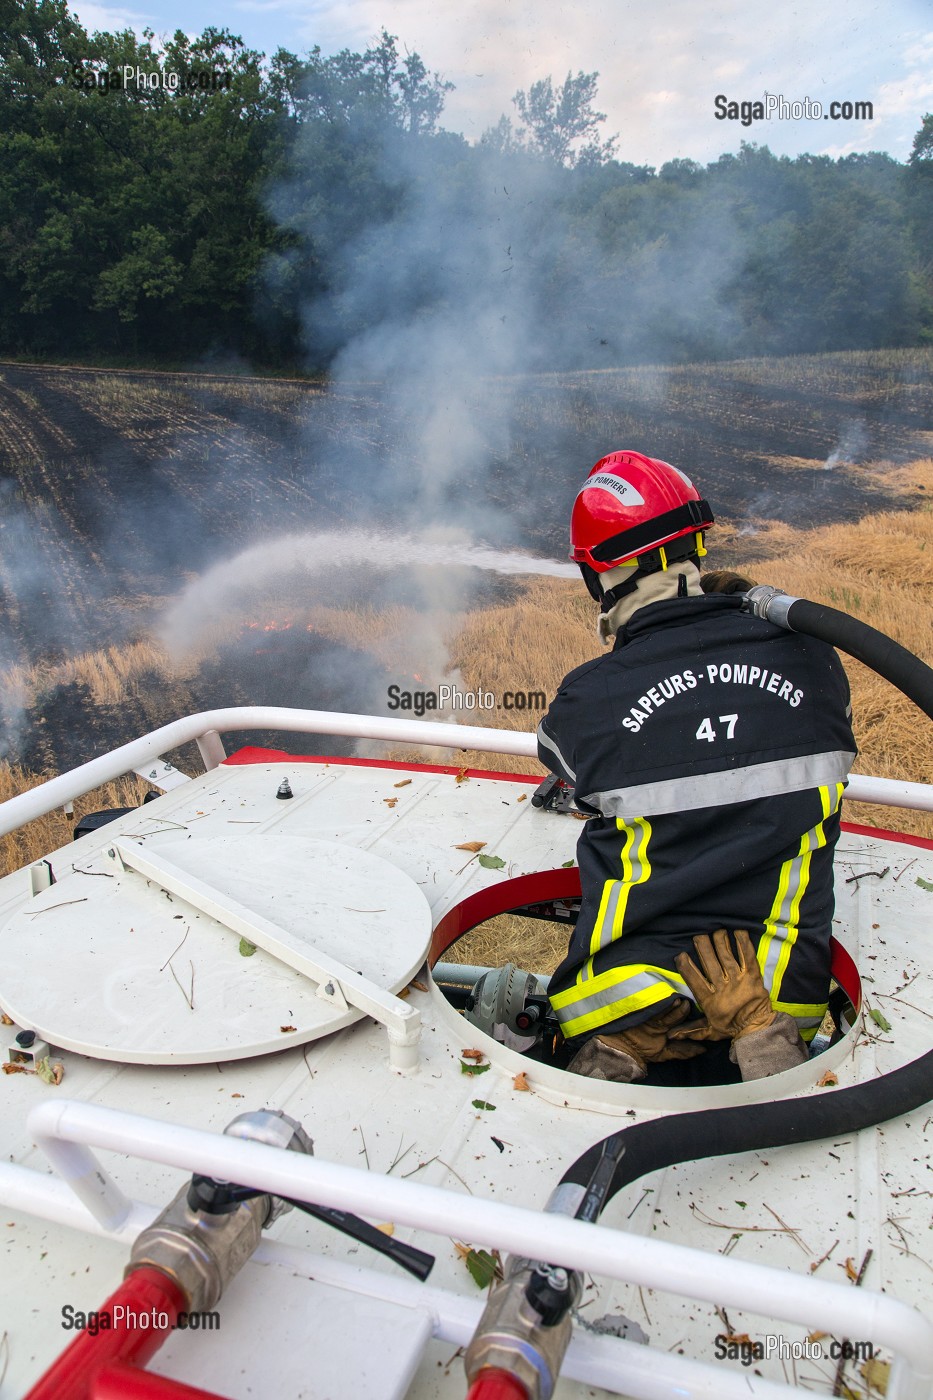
xmin=583 ymin=750 xmax=853 ymax=819
xmin=536 ymin=719 xmax=576 ymax=783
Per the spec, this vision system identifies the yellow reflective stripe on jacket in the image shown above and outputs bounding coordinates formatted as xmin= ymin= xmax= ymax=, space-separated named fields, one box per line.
xmin=552 ymin=974 xmax=828 ymax=1042
xmin=589 ymin=817 xmax=653 ymax=957
xmin=773 ymin=999 xmax=829 ymax=1042
xmin=758 ymin=784 xmax=843 ymax=1002
xmin=551 ymin=961 xmax=687 ymax=1039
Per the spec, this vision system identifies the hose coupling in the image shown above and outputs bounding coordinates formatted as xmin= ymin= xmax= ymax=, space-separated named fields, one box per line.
xmin=742 ymin=584 xmax=799 ymax=629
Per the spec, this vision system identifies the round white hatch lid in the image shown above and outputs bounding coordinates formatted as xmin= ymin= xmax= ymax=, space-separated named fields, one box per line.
xmin=0 ymin=836 xmax=432 ymax=1065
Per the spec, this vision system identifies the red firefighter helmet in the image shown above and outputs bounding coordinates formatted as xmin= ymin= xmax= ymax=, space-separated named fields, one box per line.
xmin=571 ymin=450 xmax=714 ymax=573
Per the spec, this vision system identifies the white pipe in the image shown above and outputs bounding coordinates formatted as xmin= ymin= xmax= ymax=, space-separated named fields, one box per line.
xmin=844 ymin=773 xmax=933 ymax=813
xmin=0 ymin=1161 xmax=152 ymax=1242
xmin=26 ymin=1122 xmax=133 ymax=1230
xmin=0 ymin=1159 xmax=805 ymax=1400
xmin=27 ymin=1099 xmax=933 ymax=1397
xmin=1 ymin=706 xmax=931 ymax=840
xmin=0 ymin=707 xmax=538 ymax=839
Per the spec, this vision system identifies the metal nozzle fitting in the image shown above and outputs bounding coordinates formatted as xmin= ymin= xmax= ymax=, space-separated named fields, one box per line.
xmin=742 ymin=584 xmax=799 ymax=629
xmin=464 ymin=1255 xmax=580 ymax=1400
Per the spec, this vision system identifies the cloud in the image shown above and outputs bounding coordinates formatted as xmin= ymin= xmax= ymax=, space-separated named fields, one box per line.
xmin=70 ymin=0 xmax=152 ymax=33
xmin=875 ymin=32 xmax=933 ymax=118
xmin=253 ymin=0 xmax=930 ymax=165
xmin=72 ymin=0 xmax=932 ymax=164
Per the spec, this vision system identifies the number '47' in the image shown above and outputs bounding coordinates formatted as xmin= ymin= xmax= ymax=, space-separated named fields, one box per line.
xmin=696 ymin=714 xmax=738 ymax=743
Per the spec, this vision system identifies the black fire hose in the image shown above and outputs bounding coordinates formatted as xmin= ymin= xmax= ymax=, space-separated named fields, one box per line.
xmin=743 ymin=585 xmax=933 ymax=721
xmin=556 ymin=585 xmax=933 ymax=1219
xmin=559 ymin=1049 xmax=933 ymax=1209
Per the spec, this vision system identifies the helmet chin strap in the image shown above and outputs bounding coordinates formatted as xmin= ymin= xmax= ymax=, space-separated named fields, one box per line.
xmin=597 ymin=560 xmax=703 ymax=643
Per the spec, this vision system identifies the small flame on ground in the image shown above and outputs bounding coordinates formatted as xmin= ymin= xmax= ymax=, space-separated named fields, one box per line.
xmin=241 ymin=618 xmax=295 ymax=632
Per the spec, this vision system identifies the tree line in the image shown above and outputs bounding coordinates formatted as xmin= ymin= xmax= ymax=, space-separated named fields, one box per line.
xmin=2 ymin=0 xmax=932 ymax=369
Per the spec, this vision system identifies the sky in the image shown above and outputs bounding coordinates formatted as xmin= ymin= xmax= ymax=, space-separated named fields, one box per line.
xmin=69 ymin=0 xmax=933 ymax=166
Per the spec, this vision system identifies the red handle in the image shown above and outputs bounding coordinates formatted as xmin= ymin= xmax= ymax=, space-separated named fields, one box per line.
xmin=24 ymin=1267 xmax=188 ymax=1400
xmin=91 ymin=1364 xmax=231 ymax=1399
xmin=465 ymin=1369 xmax=531 ymax=1400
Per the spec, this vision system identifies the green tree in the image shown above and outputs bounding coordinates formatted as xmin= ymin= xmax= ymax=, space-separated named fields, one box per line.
xmin=909 ymin=112 xmax=933 ymax=166
xmin=95 ymin=225 xmax=182 ymax=321
xmin=512 ymin=71 xmax=617 ymax=167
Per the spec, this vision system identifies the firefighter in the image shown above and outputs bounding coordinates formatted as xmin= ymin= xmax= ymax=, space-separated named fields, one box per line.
xmin=538 ymin=450 xmax=857 ymax=1084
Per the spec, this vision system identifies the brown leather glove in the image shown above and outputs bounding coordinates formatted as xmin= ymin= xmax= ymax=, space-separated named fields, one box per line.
xmin=672 ymin=929 xmax=775 ymax=1042
xmin=596 ymin=998 xmax=708 ymax=1073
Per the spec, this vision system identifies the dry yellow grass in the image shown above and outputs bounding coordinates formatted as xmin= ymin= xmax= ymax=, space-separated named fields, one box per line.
xmin=1 ymin=640 xmax=196 ymax=715
xmin=0 ymin=763 xmax=152 ymax=879
xmin=441 ymin=911 xmax=570 ymax=975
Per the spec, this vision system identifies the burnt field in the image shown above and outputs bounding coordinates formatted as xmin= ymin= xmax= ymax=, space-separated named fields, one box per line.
xmin=2 ymin=351 xmax=930 ymax=571
xmin=1 ymin=349 xmax=931 ymax=774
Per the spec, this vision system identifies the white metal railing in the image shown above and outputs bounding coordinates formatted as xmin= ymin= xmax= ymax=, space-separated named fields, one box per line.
xmin=0 ymin=1162 xmax=787 ymax=1400
xmin=11 ymin=1099 xmax=933 ymax=1400
xmin=0 ymin=706 xmax=931 ymax=841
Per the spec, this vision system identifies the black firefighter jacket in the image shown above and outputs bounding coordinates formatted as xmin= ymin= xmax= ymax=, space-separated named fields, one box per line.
xmin=536 ymin=594 xmax=857 ymax=1044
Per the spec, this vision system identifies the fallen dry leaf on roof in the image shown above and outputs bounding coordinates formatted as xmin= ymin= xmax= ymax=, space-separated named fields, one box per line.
xmin=410 ymin=979 xmax=428 ymax=993
xmin=455 ymin=768 xmax=470 ymax=784
xmin=393 ymin=779 xmax=412 ymax=788
xmin=861 ymin=1357 xmax=891 ymax=1396
xmin=807 ymin=1332 xmax=829 ymax=1343
xmin=280 ymin=1025 xmax=296 ymax=1033
xmin=722 ymin=1333 xmax=753 ymax=1346
xmin=843 ymin=1256 xmax=860 ymax=1282
xmin=513 ymin=1071 xmax=531 ymax=1092
xmin=1 ymin=1062 xmax=26 ymax=1075
xmin=517 ymin=794 xmax=527 ymax=802
xmin=461 ymin=1048 xmax=484 ymax=1061
xmin=817 ymin=1070 xmax=839 ymax=1087
xmin=454 ymin=841 xmax=486 ymax=853
xmin=36 ymin=1058 xmax=63 ymax=1086
xmin=376 ymin=1222 xmax=395 ymax=1236
xmin=0 ymin=1013 xmax=13 ymax=1026
xmin=384 ymin=797 xmax=398 ymax=808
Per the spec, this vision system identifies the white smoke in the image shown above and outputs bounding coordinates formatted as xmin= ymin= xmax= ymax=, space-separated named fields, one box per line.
xmin=159 ymin=527 xmax=577 ymax=656
xmin=824 ymin=418 xmax=869 ymax=470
